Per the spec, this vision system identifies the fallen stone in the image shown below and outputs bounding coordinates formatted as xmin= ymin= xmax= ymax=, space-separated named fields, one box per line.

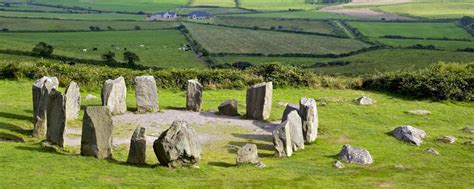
xmin=246 ymin=82 xmax=272 ymax=120
xmin=218 ymin=100 xmax=238 ymax=116
xmin=334 ymin=160 xmax=344 ymax=169
xmin=46 ymin=88 xmax=67 ymax=147
xmin=407 ymin=110 xmax=431 ymax=115
xmin=236 ymin=143 xmax=259 ymax=165
xmin=281 ymin=103 xmax=299 ymax=121
xmin=438 ymin=136 xmax=456 ymax=144
xmin=81 ymin=106 xmax=114 ymax=159
xmin=355 ymin=96 xmax=375 ymax=105
xmin=255 ymin=162 xmax=266 ymax=168
xmin=425 ymin=147 xmax=440 ymax=155
xmin=338 ymin=144 xmax=373 ymax=165
xmin=85 ymin=94 xmax=97 ymax=100
xmin=153 ymin=121 xmax=201 ymax=167
xmin=299 ymin=98 xmax=318 ymax=143
xmin=462 ymin=126 xmax=474 ymax=133
xmin=32 ymin=76 xmax=59 ymax=138
xmin=464 ymin=141 xmax=474 ymax=145
xmin=127 ymin=127 xmax=146 ymax=165
xmin=391 ymin=125 xmax=426 ymax=146
xmin=101 ymin=77 xmax=127 ymax=115
xmin=65 ymin=81 xmax=81 ymax=120
xmin=186 ymin=79 xmax=203 ymax=112
xmin=273 ymin=120 xmax=293 ymax=157
xmin=287 ymin=110 xmax=304 ymax=151
xmin=135 ymin=76 xmax=158 ymax=113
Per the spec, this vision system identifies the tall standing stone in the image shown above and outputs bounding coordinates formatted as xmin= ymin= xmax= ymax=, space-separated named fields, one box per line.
xmin=246 ymin=82 xmax=272 ymax=120
xmin=81 ymin=106 xmax=114 ymax=159
xmin=65 ymin=81 xmax=81 ymax=120
xmin=101 ymin=77 xmax=127 ymax=115
xmin=287 ymin=110 xmax=304 ymax=151
xmin=135 ymin=76 xmax=158 ymax=113
xmin=273 ymin=120 xmax=293 ymax=157
xmin=218 ymin=100 xmax=238 ymax=116
xmin=186 ymin=79 xmax=203 ymax=112
xmin=281 ymin=103 xmax=299 ymax=121
xmin=32 ymin=76 xmax=59 ymax=138
xmin=46 ymin=88 xmax=67 ymax=147
xmin=127 ymin=127 xmax=146 ymax=165
xmin=299 ymin=98 xmax=318 ymax=143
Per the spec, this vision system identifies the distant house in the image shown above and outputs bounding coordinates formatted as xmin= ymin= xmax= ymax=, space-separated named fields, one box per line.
xmin=146 ymin=11 xmax=177 ymax=21
xmin=187 ymin=11 xmax=214 ymax=19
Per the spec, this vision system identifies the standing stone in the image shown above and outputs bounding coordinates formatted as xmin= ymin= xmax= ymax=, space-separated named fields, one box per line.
xmin=65 ymin=81 xmax=81 ymax=120
xmin=101 ymin=77 xmax=127 ymax=115
xmin=127 ymin=127 xmax=146 ymax=165
xmin=81 ymin=106 xmax=113 ymax=159
xmin=135 ymin=76 xmax=158 ymax=113
xmin=391 ymin=125 xmax=426 ymax=146
xmin=273 ymin=120 xmax=293 ymax=157
xmin=32 ymin=76 xmax=59 ymax=138
xmin=246 ymin=82 xmax=272 ymax=120
xmin=338 ymin=144 xmax=373 ymax=165
xmin=186 ymin=79 xmax=203 ymax=112
xmin=153 ymin=121 xmax=201 ymax=167
xmin=299 ymin=98 xmax=318 ymax=143
xmin=46 ymin=88 xmax=67 ymax=147
xmin=218 ymin=100 xmax=238 ymax=116
xmin=281 ymin=103 xmax=299 ymax=121
xmin=287 ymin=111 xmax=304 ymax=151
xmin=236 ymin=143 xmax=259 ymax=165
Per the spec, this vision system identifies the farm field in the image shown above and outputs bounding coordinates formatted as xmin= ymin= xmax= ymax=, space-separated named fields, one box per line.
xmin=184 ymin=23 xmax=370 ymax=55
xmin=32 ymin=0 xmax=188 ymax=12
xmin=377 ymin=3 xmax=474 ymax=18
xmin=377 ymin=38 xmax=474 ymax=51
xmin=0 ymin=11 xmax=146 ymax=20
xmin=176 ymin=7 xmax=254 ymax=15
xmin=0 ymin=17 xmax=178 ymax=31
xmin=190 ymin=0 xmax=236 ymax=7
xmin=239 ymin=0 xmax=321 ymax=10
xmin=213 ymin=49 xmax=474 ymax=74
xmin=0 ymin=3 xmax=74 ymax=12
xmin=0 ymin=30 xmax=204 ymax=68
xmin=0 ymin=79 xmax=473 ymax=187
xmin=233 ymin=10 xmax=355 ymax=19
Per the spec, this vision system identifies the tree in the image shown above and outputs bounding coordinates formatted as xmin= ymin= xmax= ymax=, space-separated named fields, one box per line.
xmin=4 ymin=3 xmax=10 ymax=7
xmin=101 ymin=51 xmax=116 ymax=64
xmin=134 ymin=26 xmax=141 ymax=30
xmin=123 ymin=51 xmax=140 ymax=67
xmin=32 ymin=42 xmax=54 ymax=57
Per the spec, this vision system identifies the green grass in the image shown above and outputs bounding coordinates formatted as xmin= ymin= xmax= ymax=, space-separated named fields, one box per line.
xmin=0 ymin=17 xmax=178 ymax=31
xmin=377 ymin=3 xmax=474 ymax=19
xmin=0 ymin=11 xmax=146 ymax=20
xmin=348 ymin=21 xmax=473 ymax=39
xmin=0 ymin=3 xmax=73 ymax=12
xmin=239 ymin=0 xmax=321 ymax=10
xmin=33 ymin=0 xmax=188 ymax=12
xmin=190 ymin=0 xmax=236 ymax=7
xmin=378 ymin=38 xmax=474 ymax=51
xmin=184 ymin=23 xmax=370 ymax=55
xmin=0 ymin=30 xmax=204 ymax=68
xmin=0 ymin=79 xmax=473 ymax=187
xmin=213 ymin=49 xmax=474 ymax=74
xmin=233 ymin=10 xmax=354 ymax=19
xmin=176 ymin=7 xmax=254 ymax=15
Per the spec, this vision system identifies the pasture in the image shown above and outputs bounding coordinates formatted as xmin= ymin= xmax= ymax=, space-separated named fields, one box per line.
xmin=234 ymin=10 xmax=354 ymax=19
xmin=32 ymin=0 xmax=188 ymax=12
xmin=190 ymin=0 xmax=236 ymax=7
xmin=0 ymin=30 xmax=204 ymax=68
xmin=377 ymin=3 xmax=474 ymax=18
xmin=0 ymin=78 xmax=473 ymax=187
xmin=378 ymin=38 xmax=474 ymax=51
xmin=184 ymin=23 xmax=370 ymax=55
xmin=0 ymin=11 xmax=146 ymax=20
xmin=239 ymin=0 xmax=321 ymax=10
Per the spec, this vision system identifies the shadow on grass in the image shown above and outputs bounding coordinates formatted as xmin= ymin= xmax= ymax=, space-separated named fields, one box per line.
xmin=0 ymin=132 xmax=24 ymax=142
xmin=207 ymin=161 xmax=235 ymax=168
xmin=105 ymin=158 xmax=156 ymax=168
xmin=231 ymin=133 xmax=273 ymax=142
xmin=0 ymin=122 xmax=31 ymax=136
xmin=164 ymin=106 xmax=187 ymax=111
xmin=228 ymin=141 xmax=274 ymax=152
xmin=0 ymin=112 xmax=33 ymax=123
xmin=23 ymin=109 xmax=33 ymax=114
xmin=15 ymin=144 xmax=64 ymax=155
xmin=324 ymin=154 xmax=339 ymax=159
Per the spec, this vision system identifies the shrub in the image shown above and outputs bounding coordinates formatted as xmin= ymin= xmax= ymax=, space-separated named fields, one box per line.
xmin=123 ymin=51 xmax=140 ymax=67
xmin=134 ymin=26 xmax=141 ymax=30
xmin=101 ymin=51 xmax=116 ymax=64
xmin=32 ymin=42 xmax=54 ymax=57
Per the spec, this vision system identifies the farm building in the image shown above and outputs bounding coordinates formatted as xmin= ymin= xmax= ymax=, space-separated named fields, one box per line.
xmin=146 ymin=11 xmax=177 ymax=21
xmin=187 ymin=11 xmax=214 ymax=19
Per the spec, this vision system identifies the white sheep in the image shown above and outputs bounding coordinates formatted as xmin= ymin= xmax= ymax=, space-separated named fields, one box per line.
xmin=82 ymin=49 xmax=87 ymax=52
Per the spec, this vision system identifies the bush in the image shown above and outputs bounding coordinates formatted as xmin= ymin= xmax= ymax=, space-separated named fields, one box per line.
xmin=32 ymin=42 xmax=54 ymax=57
xmin=123 ymin=51 xmax=140 ymax=67
xmin=134 ymin=26 xmax=141 ymax=30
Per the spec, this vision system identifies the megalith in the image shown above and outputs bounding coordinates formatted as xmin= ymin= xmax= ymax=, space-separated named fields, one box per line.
xmin=281 ymin=103 xmax=299 ymax=121
xmin=287 ymin=110 xmax=304 ymax=151
xmin=81 ymin=106 xmax=114 ymax=159
xmin=218 ymin=100 xmax=238 ymax=116
xmin=273 ymin=120 xmax=293 ymax=157
xmin=338 ymin=144 xmax=373 ymax=165
xmin=101 ymin=77 xmax=127 ymax=115
xmin=236 ymin=143 xmax=259 ymax=165
xmin=32 ymin=76 xmax=59 ymax=138
xmin=246 ymin=82 xmax=272 ymax=120
xmin=65 ymin=81 xmax=81 ymax=120
xmin=299 ymin=97 xmax=318 ymax=143
xmin=46 ymin=88 xmax=67 ymax=147
xmin=186 ymin=79 xmax=203 ymax=112
xmin=135 ymin=76 xmax=158 ymax=113
xmin=127 ymin=127 xmax=146 ymax=165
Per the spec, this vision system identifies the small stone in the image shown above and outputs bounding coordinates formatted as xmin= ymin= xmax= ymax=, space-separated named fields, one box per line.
xmin=334 ymin=160 xmax=344 ymax=169
xmin=425 ymin=147 xmax=440 ymax=155
xmin=85 ymin=94 xmax=97 ymax=100
xmin=461 ymin=126 xmax=474 ymax=133
xmin=135 ymin=76 xmax=159 ymax=113
xmin=281 ymin=103 xmax=299 ymax=121
xmin=463 ymin=141 xmax=474 ymax=145
xmin=338 ymin=144 xmax=373 ymax=165
xmin=299 ymin=97 xmax=318 ymax=143
xmin=186 ymin=79 xmax=203 ymax=112
xmin=101 ymin=76 xmax=127 ymax=115
xmin=255 ymin=162 xmax=266 ymax=168
xmin=391 ymin=125 xmax=426 ymax=146
xmin=218 ymin=100 xmax=238 ymax=116
xmin=80 ymin=106 xmax=114 ymax=159
xmin=407 ymin=110 xmax=431 ymax=115
xmin=46 ymin=88 xmax=67 ymax=147
xmin=273 ymin=120 xmax=292 ymax=157
xmin=355 ymin=96 xmax=375 ymax=105
xmin=127 ymin=127 xmax=146 ymax=165
xmin=438 ymin=136 xmax=456 ymax=144
xmin=65 ymin=81 xmax=81 ymax=120
xmin=246 ymin=82 xmax=272 ymax=120
xmin=236 ymin=143 xmax=259 ymax=165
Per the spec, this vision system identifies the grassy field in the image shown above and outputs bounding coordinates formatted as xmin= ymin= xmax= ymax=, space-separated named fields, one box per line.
xmin=233 ymin=10 xmax=354 ymax=19
xmin=378 ymin=38 xmax=474 ymax=51
xmin=190 ymin=0 xmax=236 ymax=7
xmin=0 ymin=17 xmax=178 ymax=31
xmin=0 ymin=79 xmax=473 ymax=187
xmin=176 ymin=7 xmax=254 ymax=15
xmin=0 ymin=3 xmax=74 ymax=12
xmin=377 ymin=3 xmax=474 ymax=18
xmin=0 ymin=30 xmax=204 ymax=68
xmin=0 ymin=11 xmax=146 ymax=20
xmin=193 ymin=16 xmax=343 ymax=36
xmin=239 ymin=0 xmax=321 ymax=10
xmin=213 ymin=49 xmax=474 ymax=74
xmin=184 ymin=23 xmax=370 ymax=55
xmin=348 ymin=22 xmax=473 ymax=39
xmin=33 ymin=0 xmax=188 ymax=12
